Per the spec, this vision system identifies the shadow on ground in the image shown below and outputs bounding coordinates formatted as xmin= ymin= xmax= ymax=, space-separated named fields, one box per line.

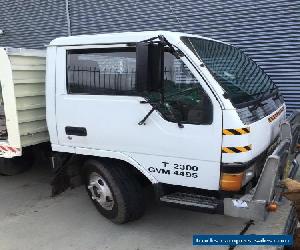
xmin=0 ymin=160 xmax=252 ymax=250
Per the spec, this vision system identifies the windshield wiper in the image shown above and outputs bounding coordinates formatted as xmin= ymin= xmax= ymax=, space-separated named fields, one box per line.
xmin=224 ymin=84 xmax=279 ymax=109
xmin=138 ymin=100 xmax=159 ymax=125
xmin=138 ymin=88 xmax=197 ymax=127
xmin=138 ymin=99 xmax=184 ymax=128
xmin=248 ymin=92 xmax=267 ymax=111
xmin=138 ymin=87 xmax=197 ymax=127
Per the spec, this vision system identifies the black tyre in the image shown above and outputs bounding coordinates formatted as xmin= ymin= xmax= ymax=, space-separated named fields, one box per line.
xmin=84 ymin=159 xmax=145 ymax=224
xmin=0 ymin=150 xmax=35 ymax=176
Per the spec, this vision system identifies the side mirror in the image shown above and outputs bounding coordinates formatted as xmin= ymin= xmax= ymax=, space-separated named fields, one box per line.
xmin=136 ymin=42 xmax=164 ymax=93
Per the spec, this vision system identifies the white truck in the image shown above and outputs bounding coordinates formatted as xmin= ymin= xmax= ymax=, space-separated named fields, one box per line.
xmin=0 ymin=31 xmax=299 ymax=225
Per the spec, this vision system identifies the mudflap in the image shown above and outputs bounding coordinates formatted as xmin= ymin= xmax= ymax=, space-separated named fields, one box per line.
xmin=50 ymin=153 xmax=83 ymax=196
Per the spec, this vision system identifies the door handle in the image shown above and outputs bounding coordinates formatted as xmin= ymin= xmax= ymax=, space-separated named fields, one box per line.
xmin=65 ymin=126 xmax=87 ymax=136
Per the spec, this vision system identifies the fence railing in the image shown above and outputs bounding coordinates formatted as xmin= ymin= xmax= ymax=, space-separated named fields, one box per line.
xmin=67 ymin=65 xmax=197 ymax=94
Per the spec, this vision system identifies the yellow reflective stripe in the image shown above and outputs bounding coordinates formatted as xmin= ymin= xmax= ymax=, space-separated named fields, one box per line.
xmin=222 ymin=147 xmax=235 ymax=153
xmin=223 ymin=130 xmax=234 ymax=135
xmin=223 ymin=127 xmax=250 ymax=135
xmin=235 ymin=146 xmax=248 ymax=152
xmin=236 ymin=128 xmax=248 ymax=134
xmin=222 ymin=145 xmax=252 ymax=153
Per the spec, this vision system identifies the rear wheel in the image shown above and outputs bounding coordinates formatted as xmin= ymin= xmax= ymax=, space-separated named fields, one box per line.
xmin=84 ymin=159 xmax=145 ymax=224
xmin=0 ymin=150 xmax=34 ymax=176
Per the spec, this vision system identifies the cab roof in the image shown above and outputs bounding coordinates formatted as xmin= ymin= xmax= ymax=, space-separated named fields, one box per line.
xmin=49 ymin=30 xmax=215 ymax=47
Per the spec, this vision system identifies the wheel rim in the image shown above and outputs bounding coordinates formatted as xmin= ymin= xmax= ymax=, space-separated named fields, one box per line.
xmin=87 ymin=172 xmax=114 ymax=210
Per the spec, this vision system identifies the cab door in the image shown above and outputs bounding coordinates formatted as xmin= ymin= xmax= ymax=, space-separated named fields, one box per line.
xmin=54 ymin=45 xmax=223 ymax=190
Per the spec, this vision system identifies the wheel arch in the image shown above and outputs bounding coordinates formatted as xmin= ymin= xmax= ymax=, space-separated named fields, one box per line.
xmin=74 ymin=148 xmax=158 ymax=185
xmin=51 ymin=145 xmax=159 ymax=185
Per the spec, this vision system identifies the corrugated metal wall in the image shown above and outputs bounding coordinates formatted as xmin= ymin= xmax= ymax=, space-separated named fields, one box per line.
xmin=0 ymin=0 xmax=299 ymax=113
xmin=68 ymin=0 xmax=300 ymax=113
xmin=0 ymin=0 xmax=68 ymax=48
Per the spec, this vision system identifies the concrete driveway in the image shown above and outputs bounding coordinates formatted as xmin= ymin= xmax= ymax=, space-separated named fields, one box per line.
xmin=0 ymin=161 xmax=292 ymax=250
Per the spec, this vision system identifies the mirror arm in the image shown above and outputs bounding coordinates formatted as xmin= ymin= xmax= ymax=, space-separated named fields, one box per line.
xmin=158 ymin=35 xmax=184 ymax=59
xmin=139 ymin=36 xmax=160 ymax=44
xmin=139 ymin=35 xmax=184 ymax=59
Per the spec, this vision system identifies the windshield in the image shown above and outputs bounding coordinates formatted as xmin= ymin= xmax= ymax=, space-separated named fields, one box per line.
xmin=181 ymin=36 xmax=279 ymax=107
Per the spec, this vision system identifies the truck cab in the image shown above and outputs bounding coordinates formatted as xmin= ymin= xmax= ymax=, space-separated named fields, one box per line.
xmin=46 ymin=31 xmax=290 ymax=223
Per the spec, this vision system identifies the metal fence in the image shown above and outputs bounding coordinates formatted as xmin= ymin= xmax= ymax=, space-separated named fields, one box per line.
xmin=67 ymin=66 xmax=137 ymax=94
xmin=66 ymin=65 xmax=196 ymax=94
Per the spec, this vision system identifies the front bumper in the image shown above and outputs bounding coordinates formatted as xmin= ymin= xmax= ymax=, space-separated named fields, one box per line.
xmin=224 ymin=111 xmax=300 ymax=221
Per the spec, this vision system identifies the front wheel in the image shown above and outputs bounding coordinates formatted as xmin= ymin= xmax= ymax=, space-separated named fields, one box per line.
xmin=84 ymin=159 xmax=145 ymax=224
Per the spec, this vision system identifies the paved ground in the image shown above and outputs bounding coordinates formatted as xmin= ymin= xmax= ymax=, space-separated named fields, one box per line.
xmin=0 ymin=161 xmax=293 ymax=250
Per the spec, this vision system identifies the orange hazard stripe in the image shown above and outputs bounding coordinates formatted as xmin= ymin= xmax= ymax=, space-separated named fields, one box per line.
xmin=268 ymin=107 xmax=285 ymax=123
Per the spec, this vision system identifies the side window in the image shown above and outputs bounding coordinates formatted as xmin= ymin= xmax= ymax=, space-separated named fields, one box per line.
xmin=67 ymin=48 xmax=136 ymax=95
xmin=154 ymin=53 xmax=213 ymax=125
